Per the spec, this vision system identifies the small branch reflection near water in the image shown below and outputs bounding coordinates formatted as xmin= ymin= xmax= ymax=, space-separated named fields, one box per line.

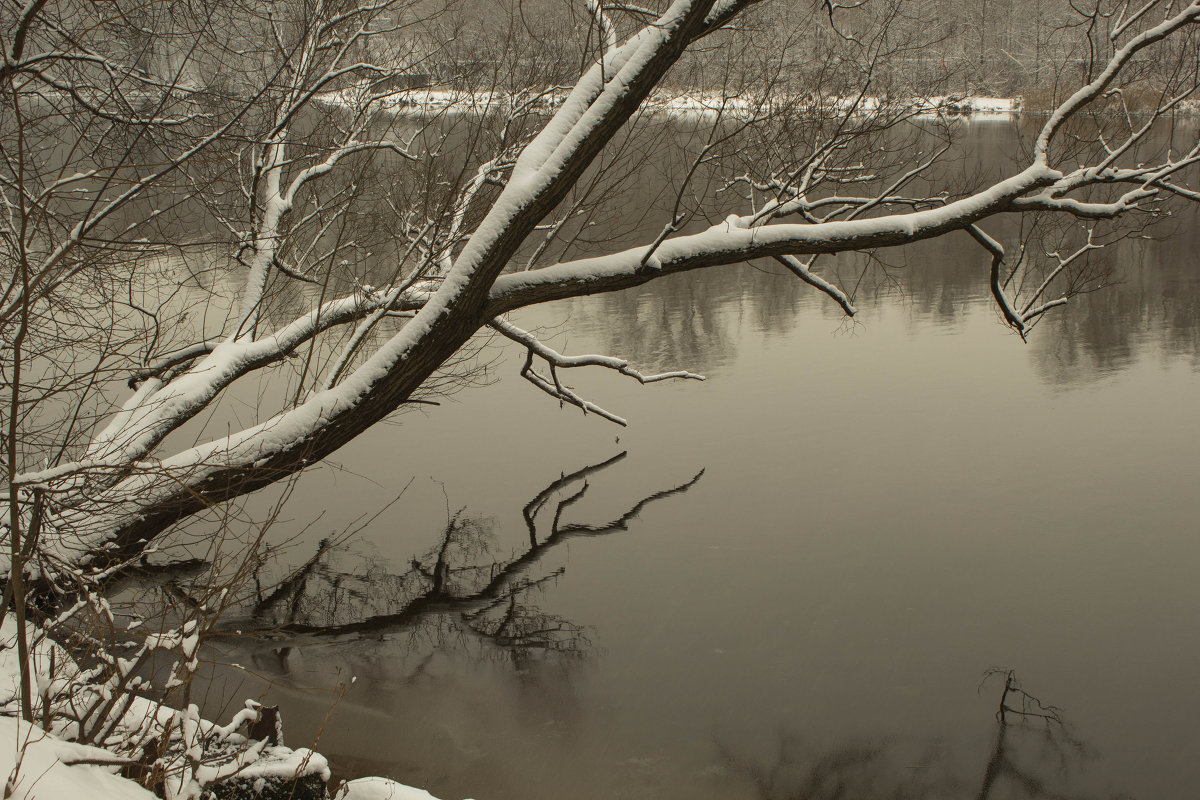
xmin=226 ymin=452 xmax=703 ymax=672
xmin=723 ymin=670 xmax=1123 ymax=800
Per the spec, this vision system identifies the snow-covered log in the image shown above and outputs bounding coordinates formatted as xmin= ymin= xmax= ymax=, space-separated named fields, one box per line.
xmin=3 ymin=0 xmax=1199 ymax=597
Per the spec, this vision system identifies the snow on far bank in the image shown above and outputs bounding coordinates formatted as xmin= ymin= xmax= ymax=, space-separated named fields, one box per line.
xmin=917 ymin=95 xmax=1021 ymax=117
xmin=315 ymin=84 xmax=1028 ymax=121
xmin=315 ymin=82 xmax=1200 ymax=121
xmin=646 ymin=91 xmax=1023 ymax=119
xmin=315 ymin=87 xmax=558 ymax=116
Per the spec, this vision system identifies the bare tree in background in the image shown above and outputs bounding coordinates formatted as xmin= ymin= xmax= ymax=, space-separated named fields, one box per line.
xmin=2 ymin=0 xmax=1200 ymax=723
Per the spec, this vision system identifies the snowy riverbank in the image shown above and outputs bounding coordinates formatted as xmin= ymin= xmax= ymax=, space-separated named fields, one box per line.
xmin=0 ymin=619 xmax=450 ymax=800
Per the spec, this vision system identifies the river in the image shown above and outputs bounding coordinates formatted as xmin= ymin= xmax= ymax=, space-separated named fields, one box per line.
xmin=184 ymin=116 xmax=1200 ymax=800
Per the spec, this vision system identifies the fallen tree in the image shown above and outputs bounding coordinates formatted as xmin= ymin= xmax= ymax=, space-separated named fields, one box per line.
xmin=2 ymin=0 xmax=1199 ymax=744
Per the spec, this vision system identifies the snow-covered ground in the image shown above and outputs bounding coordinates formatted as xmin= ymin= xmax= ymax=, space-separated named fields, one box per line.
xmin=334 ymin=777 xmax=452 ymax=800
xmin=915 ymin=94 xmax=1022 ymax=118
xmin=0 ymin=619 xmax=449 ymax=800
xmin=0 ymin=716 xmax=158 ymax=800
xmin=0 ymin=717 xmax=445 ymax=800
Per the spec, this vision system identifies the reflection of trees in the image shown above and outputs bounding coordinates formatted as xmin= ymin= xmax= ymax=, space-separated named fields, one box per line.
xmin=973 ymin=670 xmax=1095 ymax=800
xmin=1029 ymin=214 xmax=1200 ymax=385
xmin=577 ymin=202 xmax=1200 ymax=383
xmin=154 ymin=117 xmax=1198 ymax=386
xmin=563 ymin=119 xmax=1200 ymax=384
xmin=723 ymin=734 xmax=954 ymax=800
xmin=723 ymin=671 xmax=1123 ymax=800
xmin=234 ymin=453 xmax=702 ymax=666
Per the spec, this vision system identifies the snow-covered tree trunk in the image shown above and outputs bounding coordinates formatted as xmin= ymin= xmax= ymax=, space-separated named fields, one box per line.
xmin=4 ymin=0 xmax=1200 ymax=594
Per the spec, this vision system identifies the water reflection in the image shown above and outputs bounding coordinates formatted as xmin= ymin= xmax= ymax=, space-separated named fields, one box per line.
xmin=517 ymin=117 xmax=1200 ymax=381
xmin=229 ymin=453 xmax=703 ymax=671
xmin=1029 ymin=217 xmax=1200 ymax=384
xmin=161 ymin=119 xmax=1200 ymax=800
xmin=723 ymin=671 xmax=1119 ymax=800
xmin=559 ymin=200 xmax=1200 ymax=383
xmin=151 ymin=117 xmax=1200 ymax=388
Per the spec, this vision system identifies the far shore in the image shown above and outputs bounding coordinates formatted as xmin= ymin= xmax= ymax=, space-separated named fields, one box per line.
xmin=316 ymin=85 xmax=1200 ymax=120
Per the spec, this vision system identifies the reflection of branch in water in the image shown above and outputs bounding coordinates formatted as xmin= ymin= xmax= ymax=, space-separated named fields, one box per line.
xmin=522 ymin=451 xmax=627 ymax=546
xmin=720 ymin=734 xmax=936 ymax=800
xmin=975 ymin=669 xmax=1093 ymax=800
xmin=725 ymin=672 xmax=1118 ymax=800
xmin=720 ymin=734 xmax=951 ymax=800
xmin=231 ymin=453 xmax=704 ymax=663
xmin=249 ymin=538 xmax=337 ymax=628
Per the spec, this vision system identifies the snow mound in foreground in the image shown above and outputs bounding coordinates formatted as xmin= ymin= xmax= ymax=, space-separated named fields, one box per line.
xmin=335 ymin=776 xmax=461 ymax=800
xmin=0 ymin=716 xmax=157 ymax=800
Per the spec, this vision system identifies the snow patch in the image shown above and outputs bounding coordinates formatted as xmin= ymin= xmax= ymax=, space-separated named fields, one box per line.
xmin=0 ymin=717 xmax=157 ymax=800
xmin=316 ymin=82 xmax=1028 ymax=122
xmin=334 ymin=777 xmax=458 ymax=800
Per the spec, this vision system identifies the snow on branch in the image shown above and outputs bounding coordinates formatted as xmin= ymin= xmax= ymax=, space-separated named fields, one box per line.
xmin=1034 ymin=2 xmax=1200 ymax=165
xmin=127 ymin=342 xmax=220 ymax=389
xmin=69 ymin=283 xmax=435 ymax=473
xmin=11 ymin=0 xmax=1200 ymax=579
xmin=745 ymin=138 xmax=950 ymax=229
xmin=773 ymin=255 xmax=857 ymax=317
xmin=968 ymin=225 xmax=1030 ymax=338
xmin=586 ymin=0 xmax=619 ymax=52
xmin=489 ymin=317 xmax=704 ymax=427
xmin=1012 ymin=139 xmax=1200 ymax=219
xmin=1020 ymin=238 xmax=1099 ymax=323
xmin=484 ymin=163 xmax=1065 ymax=315
xmin=968 ymin=224 xmax=1101 ymax=339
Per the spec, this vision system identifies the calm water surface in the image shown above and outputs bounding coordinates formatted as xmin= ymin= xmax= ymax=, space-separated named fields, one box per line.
xmin=196 ymin=120 xmax=1200 ymax=800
